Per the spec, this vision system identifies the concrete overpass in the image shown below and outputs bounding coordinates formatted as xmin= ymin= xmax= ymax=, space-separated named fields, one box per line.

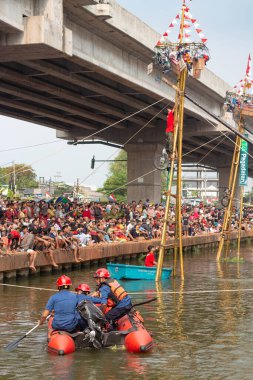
xmin=0 ymin=0 xmax=250 ymax=201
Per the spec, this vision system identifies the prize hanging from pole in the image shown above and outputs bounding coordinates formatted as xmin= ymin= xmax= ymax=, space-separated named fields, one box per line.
xmin=153 ymin=0 xmax=210 ymax=281
xmin=217 ymin=55 xmax=253 ymax=261
xmin=154 ymin=1 xmax=210 ymax=79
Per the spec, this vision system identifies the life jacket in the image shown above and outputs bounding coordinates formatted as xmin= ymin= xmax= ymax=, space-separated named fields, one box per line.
xmin=99 ymin=280 xmax=128 ymax=306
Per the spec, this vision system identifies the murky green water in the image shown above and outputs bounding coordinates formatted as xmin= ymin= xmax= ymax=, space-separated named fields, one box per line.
xmin=1 ymin=246 xmax=253 ymax=380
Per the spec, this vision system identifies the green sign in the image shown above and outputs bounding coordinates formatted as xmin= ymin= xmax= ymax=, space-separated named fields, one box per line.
xmin=239 ymin=135 xmax=248 ymax=186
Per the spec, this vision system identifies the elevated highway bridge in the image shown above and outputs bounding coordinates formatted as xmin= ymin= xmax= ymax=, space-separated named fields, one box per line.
xmin=0 ymin=0 xmax=250 ymax=201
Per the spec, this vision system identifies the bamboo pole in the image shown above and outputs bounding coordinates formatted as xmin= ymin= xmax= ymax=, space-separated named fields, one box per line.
xmin=216 ymin=120 xmax=243 ymax=261
xmin=156 ymin=0 xmax=186 ymax=281
xmin=175 ymin=67 xmax=187 ymax=280
xmin=155 ymin=94 xmax=180 ymax=282
xmin=237 ymin=187 xmax=244 ymax=259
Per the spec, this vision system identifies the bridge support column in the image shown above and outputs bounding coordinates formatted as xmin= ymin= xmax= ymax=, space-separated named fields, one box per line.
xmin=126 ymin=143 xmax=163 ymax=203
xmin=218 ymin=167 xmax=240 ymax=207
xmin=34 ymin=0 xmax=63 ymax=26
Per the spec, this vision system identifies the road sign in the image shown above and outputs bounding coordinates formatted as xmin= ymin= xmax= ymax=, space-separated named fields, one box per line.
xmin=239 ymin=135 xmax=248 ymax=186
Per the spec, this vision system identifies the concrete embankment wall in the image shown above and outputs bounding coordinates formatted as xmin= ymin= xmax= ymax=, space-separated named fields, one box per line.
xmin=1 ymin=231 xmax=253 ymax=280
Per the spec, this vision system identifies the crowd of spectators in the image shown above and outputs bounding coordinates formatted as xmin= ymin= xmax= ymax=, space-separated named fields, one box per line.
xmin=0 ymin=198 xmax=252 ymax=271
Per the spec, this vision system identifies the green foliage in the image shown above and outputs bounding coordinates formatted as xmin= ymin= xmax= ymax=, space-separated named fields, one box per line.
xmin=0 ymin=164 xmax=38 ymax=190
xmin=221 ymin=257 xmax=245 ymax=263
xmin=98 ymin=150 xmax=127 ymax=202
xmin=53 ymin=183 xmax=73 ymax=197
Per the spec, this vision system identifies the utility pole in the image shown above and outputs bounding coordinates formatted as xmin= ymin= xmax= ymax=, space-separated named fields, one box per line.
xmin=76 ymin=178 xmax=80 ymax=198
xmin=13 ymin=161 xmax=16 ymax=195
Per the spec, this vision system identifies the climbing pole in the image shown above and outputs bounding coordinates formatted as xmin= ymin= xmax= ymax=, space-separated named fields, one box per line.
xmin=153 ymin=0 xmax=210 ymax=281
xmin=217 ymin=54 xmax=252 ymax=261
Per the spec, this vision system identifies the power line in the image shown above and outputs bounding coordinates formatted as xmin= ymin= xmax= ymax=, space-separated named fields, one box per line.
xmin=0 ymin=140 xmax=62 ymax=154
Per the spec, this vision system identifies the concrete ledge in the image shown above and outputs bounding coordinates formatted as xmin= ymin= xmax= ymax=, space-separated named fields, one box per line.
xmin=0 ymin=231 xmax=252 ymax=279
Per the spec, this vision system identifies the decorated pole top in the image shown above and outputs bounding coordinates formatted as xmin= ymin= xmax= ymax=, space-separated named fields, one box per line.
xmin=154 ymin=0 xmax=210 ymax=79
xmin=225 ymin=54 xmax=253 ymax=118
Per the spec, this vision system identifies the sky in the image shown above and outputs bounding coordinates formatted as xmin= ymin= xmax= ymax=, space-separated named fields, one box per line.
xmin=0 ymin=0 xmax=252 ymax=188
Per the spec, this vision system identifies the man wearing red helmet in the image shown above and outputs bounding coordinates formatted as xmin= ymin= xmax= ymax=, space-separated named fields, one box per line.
xmin=39 ymin=275 xmax=83 ymax=332
xmin=94 ymin=268 xmax=132 ymax=327
xmin=75 ymin=283 xmax=101 ymax=304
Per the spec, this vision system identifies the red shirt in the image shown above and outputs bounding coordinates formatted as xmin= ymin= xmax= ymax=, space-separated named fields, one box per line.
xmin=82 ymin=209 xmax=91 ymax=219
xmin=165 ymin=111 xmax=174 ymax=133
xmin=145 ymin=252 xmax=156 ymax=267
xmin=10 ymin=230 xmax=20 ymax=239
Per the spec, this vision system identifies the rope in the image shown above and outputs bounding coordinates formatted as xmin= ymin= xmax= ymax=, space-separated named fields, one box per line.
xmin=74 ymin=98 xmax=166 ymax=145
xmin=2 ymin=283 xmax=253 ymax=296
xmin=197 ymin=134 xmax=229 ymax=165
xmin=78 ymin=105 xmax=168 ymax=187
xmin=102 ymin=133 xmax=240 ymax=197
xmin=0 ymin=98 xmax=166 ymax=182
xmin=204 ymin=117 xmax=253 ymax=161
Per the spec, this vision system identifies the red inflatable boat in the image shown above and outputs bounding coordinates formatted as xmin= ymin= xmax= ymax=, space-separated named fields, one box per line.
xmin=47 ymin=301 xmax=153 ymax=355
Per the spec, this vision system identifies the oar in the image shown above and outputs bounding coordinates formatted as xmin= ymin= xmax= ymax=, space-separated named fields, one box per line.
xmin=5 ymin=322 xmax=40 ymax=352
xmin=131 ymin=297 xmax=157 ymax=308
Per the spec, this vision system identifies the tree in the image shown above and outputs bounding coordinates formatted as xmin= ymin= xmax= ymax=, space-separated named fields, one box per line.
xmin=53 ymin=183 xmax=73 ymax=197
xmin=98 ymin=150 xmax=127 ymax=202
xmin=0 ymin=164 xmax=38 ymax=190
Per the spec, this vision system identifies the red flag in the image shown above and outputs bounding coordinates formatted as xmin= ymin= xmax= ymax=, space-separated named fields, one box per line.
xmin=196 ymin=28 xmax=202 ymax=33
xmin=176 ymin=14 xmax=180 ymax=19
xmin=191 ymin=18 xmax=196 ymax=23
xmin=246 ymin=54 xmax=252 ymax=76
xmin=201 ymin=38 xmax=208 ymax=43
xmin=169 ymin=23 xmax=174 ymax=27
xmin=163 ymin=32 xmax=168 ymax=36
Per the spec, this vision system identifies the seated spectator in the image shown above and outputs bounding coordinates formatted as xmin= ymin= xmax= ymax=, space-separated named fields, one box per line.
xmin=33 ymin=228 xmax=58 ymax=268
xmin=18 ymin=226 xmax=38 ymax=272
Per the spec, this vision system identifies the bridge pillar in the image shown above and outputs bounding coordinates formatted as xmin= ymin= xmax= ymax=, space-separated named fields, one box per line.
xmin=34 ymin=0 xmax=63 ymax=26
xmin=126 ymin=143 xmax=163 ymax=203
xmin=218 ymin=167 xmax=240 ymax=207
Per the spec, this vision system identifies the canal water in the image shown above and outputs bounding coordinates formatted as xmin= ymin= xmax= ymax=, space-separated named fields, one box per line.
xmin=1 ymin=245 xmax=253 ymax=380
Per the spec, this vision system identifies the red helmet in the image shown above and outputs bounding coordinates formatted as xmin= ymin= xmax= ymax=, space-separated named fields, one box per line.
xmin=56 ymin=275 xmax=72 ymax=287
xmin=94 ymin=268 xmax=110 ymax=279
xmin=75 ymin=283 xmax=91 ymax=293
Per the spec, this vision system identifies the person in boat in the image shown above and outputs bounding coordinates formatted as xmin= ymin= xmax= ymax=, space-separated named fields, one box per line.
xmin=93 ymin=268 xmax=132 ymax=327
xmin=145 ymin=245 xmax=157 ymax=267
xmin=75 ymin=283 xmax=101 ymax=304
xmin=39 ymin=275 xmax=85 ymax=332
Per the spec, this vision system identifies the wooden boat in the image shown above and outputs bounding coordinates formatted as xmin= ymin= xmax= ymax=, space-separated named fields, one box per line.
xmin=106 ymin=263 xmax=172 ymax=280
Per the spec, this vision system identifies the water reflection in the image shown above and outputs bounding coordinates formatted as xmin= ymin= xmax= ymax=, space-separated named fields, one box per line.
xmin=2 ymin=247 xmax=253 ymax=379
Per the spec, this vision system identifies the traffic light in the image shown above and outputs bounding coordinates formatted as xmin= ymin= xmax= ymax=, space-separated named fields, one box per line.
xmin=91 ymin=156 xmax=95 ymax=169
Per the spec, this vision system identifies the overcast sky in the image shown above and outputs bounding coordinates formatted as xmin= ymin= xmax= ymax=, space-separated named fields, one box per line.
xmin=0 ymin=0 xmax=252 ymax=188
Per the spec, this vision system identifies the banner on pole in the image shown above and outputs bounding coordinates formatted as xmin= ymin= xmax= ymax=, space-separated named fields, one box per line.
xmin=239 ymin=135 xmax=248 ymax=186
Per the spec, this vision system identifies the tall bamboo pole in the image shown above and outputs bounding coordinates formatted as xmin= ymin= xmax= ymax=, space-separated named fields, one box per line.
xmin=156 ymin=0 xmax=186 ymax=281
xmin=175 ymin=67 xmax=187 ymax=280
xmin=217 ymin=108 xmax=245 ymax=261
xmin=237 ymin=187 xmax=244 ymax=259
xmin=216 ymin=125 xmax=243 ymax=260
xmin=155 ymin=93 xmax=180 ymax=282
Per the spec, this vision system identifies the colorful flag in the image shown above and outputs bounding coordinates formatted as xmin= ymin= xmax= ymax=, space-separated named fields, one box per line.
xmin=108 ymin=194 xmax=117 ymax=202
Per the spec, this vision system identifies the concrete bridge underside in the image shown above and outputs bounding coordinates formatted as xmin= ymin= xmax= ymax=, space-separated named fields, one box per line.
xmin=0 ymin=0 xmax=252 ymax=201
